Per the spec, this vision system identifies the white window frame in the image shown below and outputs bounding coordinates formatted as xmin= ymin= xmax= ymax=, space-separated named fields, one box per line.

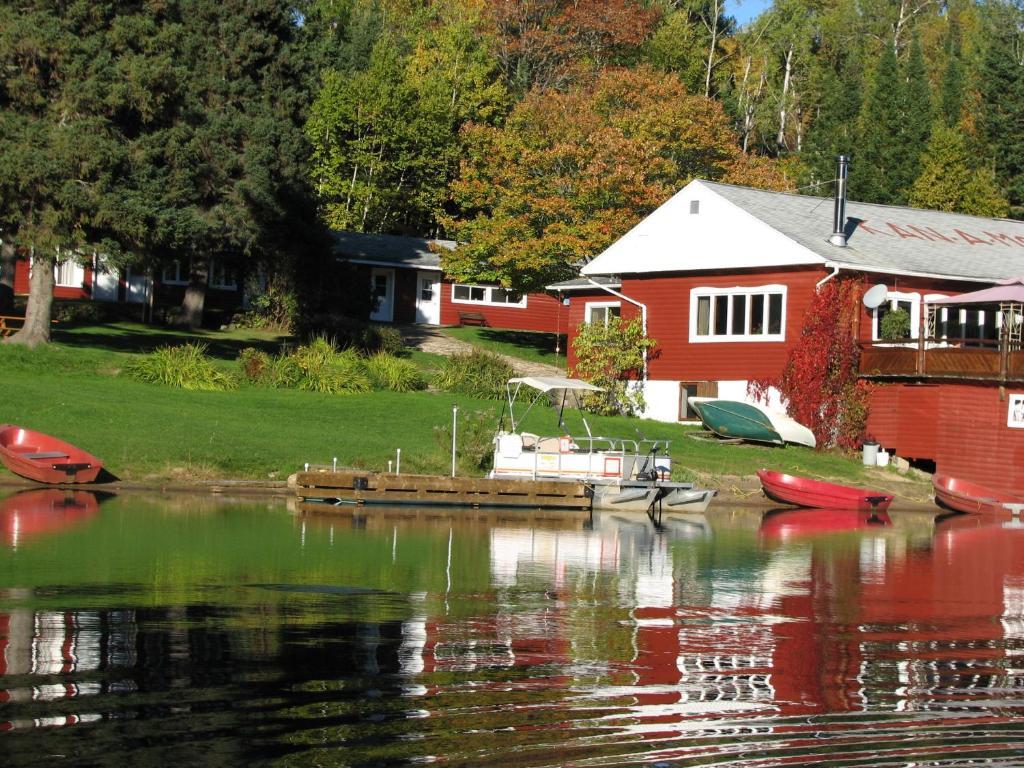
xmin=450 ymin=283 xmax=527 ymax=308
xmin=162 ymin=260 xmax=188 ymax=286
xmin=53 ymin=258 xmax=85 ymax=288
xmin=584 ymin=301 xmax=621 ymax=327
xmin=688 ymin=285 xmax=787 ymax=343
xmin=872 ymin=291 xmax=920 ymax=342
xmin=208 ymin=259 xmax=237 ymax=290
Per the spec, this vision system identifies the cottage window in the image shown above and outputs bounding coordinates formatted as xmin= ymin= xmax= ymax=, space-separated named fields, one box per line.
xmin=871 ymin=292 xmax=920 ymax=341
xmin=54 ymin=259 xmax=84 ymax=288
xmin=209 ymin=259 xmax=237 ymax=290
xmin=585 ymin=301 xmax=621 ymax=327
xmin=451 ymin=283 xmax=527 ymax=307
xmin=162 ymin=260 xmax=188 ymax=286
xmin=689 ymin=285 xmax=787 ymax=343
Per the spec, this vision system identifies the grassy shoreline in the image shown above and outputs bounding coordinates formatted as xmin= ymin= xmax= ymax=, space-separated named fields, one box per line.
xmin=0 ymin=322 xmax=929 ymax=500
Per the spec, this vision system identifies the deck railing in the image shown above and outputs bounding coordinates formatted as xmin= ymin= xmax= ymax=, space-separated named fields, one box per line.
xmin=859 ymin=337 xmax=1024 ymax=382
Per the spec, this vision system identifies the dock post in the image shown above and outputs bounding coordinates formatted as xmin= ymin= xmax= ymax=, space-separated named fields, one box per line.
xmin=451 ymin=405 xmax=459 ymax=477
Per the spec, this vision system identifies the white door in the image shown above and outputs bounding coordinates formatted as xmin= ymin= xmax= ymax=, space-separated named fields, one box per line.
xmin=93 ymin=262 xmax=119 ymax=302
xmin=369 ymin=268 xmax=394 ymax=322
xmin=414 ymin=271 xmax=441 ymax=325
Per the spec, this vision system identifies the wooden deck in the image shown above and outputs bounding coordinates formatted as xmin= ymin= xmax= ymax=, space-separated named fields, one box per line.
xmin=860 ymin=341 xmax=1024 ymax=382
xmin=292 ymin=469 xmax=592 ymax=510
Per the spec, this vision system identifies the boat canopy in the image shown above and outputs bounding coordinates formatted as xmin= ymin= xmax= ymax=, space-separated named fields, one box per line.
xmin=507 ymin=376 xmax=603 ymax=393
xmin=504 ymin=377 xmax=602 ymax=434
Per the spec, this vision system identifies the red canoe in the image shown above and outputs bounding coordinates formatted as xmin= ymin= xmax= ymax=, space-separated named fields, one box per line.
xmin=0 ymin=424 xmax=104 ymax=484
xmin=932 ymin=474 xmax=1024 ymax=517
xmin=757 ymin=469 xmax=894 ymax=512
xmin=760 ymin=508 xmax=892 ymax=540
xmin=0 ymin=489 xmax=99 ymax=546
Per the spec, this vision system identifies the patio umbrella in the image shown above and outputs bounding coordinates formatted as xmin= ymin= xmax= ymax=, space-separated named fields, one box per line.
xmin=930 ymin=276 xmax=1024 ymax=305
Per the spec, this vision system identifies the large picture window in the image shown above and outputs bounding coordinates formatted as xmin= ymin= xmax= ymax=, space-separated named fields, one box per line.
xmin=162 ymin=260 xmax=188 ymax=286
xmin=208 ymin=259 xmax=237 ymax=290
xmin=54 ymin=259 xmax=84 ymax=288
xmin=451 ymin=283 xmax=526 ymax=308
xmin=689 ymin=285 xmax=786 ymax=342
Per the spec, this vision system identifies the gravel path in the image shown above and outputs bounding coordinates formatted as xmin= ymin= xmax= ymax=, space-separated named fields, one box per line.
xmin=398 ymin=325 xmax=566 ymax=378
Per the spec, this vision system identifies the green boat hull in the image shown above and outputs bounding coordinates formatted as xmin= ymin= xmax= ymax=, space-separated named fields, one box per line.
xmin=692 ymin=400 xmax=783 ymax=445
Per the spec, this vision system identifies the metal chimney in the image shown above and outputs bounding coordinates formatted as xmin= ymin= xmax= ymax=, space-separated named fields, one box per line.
xmin=829 ymin=155 xmax=849 ymax=247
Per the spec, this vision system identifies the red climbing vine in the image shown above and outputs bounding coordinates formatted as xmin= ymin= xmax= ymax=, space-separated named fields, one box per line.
xmin=749 ymin=277 xmax=871 ymax=451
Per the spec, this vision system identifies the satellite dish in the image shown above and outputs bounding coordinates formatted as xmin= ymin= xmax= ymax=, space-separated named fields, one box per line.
xmin=863 ymin=283 xmax=888 ymax=309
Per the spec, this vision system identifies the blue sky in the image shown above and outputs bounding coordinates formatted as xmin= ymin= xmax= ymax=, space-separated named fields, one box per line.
xmin=726 ymin=0 xmax=773 ymax=26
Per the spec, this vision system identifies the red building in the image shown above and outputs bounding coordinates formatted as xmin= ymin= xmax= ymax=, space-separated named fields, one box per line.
xmin=559 ymin=178 xmax=1024 ymax=490
xmin=332 ymin=231 xmax=568 ymax=334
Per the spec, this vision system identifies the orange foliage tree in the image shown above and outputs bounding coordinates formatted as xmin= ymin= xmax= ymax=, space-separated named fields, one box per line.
xmin=445 ymin=66 xmax=792 ymax=291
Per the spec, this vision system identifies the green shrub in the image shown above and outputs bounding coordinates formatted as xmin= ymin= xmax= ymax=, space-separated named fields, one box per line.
xmin=434 ymin=350 xmax=514 ymax=399
xmin=231 ymin=278 xmax=298 ymax=331
xmin=238 ymin=347 xmax=273 ymax=384
xmin=433 ymin=408 xmax=497 ymax=475
xmin=366 ymin=352 xmax=425 ymax=392
xmin=368 ymin=324 xmax=405 ymax=355
xmin=122 ymin=343 xmax=238 ymax=391
xmin=270 ymin=354 xmax=303 ymax=388
xmin=294 ymin=314 xmax=407 ymax=354
xmin=880 ymin=308 xmax=912 ymax=340
xmin=571 ymin=315 xmax=656 ymax=416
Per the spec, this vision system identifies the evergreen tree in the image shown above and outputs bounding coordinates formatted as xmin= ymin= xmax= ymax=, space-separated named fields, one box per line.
xmin=909 ymin=122 xmax=1009 ymax=216
xmin=938 ymin=24 xmax=964 ymax=127
xmin=851 ymin=45 xmax=904 ymax=203
xmin=899 ymin=36 xmax=933 ymax=189
xmin=0 ymin=1 xmax=130 ymax=345
xmin=800 ymin=57 xmax=862 ymax=191
xmin=978 ymin=10 xmax=1024 ymax=218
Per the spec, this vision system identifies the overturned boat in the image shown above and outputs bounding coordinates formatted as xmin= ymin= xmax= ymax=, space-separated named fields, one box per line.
xmin=490 ymin=377 xmax=716 ymax=513
xmin=688 ymin=398 xmax=816 ymax=448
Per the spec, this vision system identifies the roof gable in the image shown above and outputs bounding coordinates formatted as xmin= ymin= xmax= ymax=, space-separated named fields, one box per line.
xmin=583 ymin=180 xmax=1024 ymax=283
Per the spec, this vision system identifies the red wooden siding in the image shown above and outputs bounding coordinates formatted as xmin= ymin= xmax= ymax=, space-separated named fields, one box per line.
xmin=14 ymin=260 xmax=94 ymax=300
xmin=867 ymin=382 xmax=1024 ymax=492
xmin=439 ymin=282 xmax=566 ymax=333
xmin=620 ymin=267 xmax=825 ymax=382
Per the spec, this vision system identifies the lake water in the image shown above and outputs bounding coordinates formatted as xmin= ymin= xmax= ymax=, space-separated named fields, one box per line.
xmin=2 ymin=490 xmax=1024 ymax=767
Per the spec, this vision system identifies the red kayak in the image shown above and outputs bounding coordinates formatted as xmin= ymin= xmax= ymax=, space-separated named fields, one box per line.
xmin=757 ymin=469 xmax=894 ymax=512
xmin=760 ymin=508 xmax=891 ymax=540
xmin=932 ymin=474 xmax=1024 ymax=517
xmin=0 ymin=489 xmax=99 ymax=546
xmin=0 ymin=424 xmax=104 ymax=484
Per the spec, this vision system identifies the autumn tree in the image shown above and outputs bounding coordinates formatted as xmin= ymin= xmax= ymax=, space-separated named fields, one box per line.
xmin=445 ymin=67 xmax=791 ymax=292
xmin=909 ymin=122 xmax=1009 ymax=216
xmin=483 ymin=0 xmax=661 ymax=94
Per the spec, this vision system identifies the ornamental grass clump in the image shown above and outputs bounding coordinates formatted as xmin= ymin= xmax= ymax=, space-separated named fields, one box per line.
xmin=123 ymin=343 xmax=238 ymax=391
xmin=292 ymin=337 xmax=372 ymax=394
xmin=366 ymin=352 xmax=425 ymax=392
xmin=238 ymin=347 xmax=274 ymax=385
xmin=434 ymin=350 xmax=514 ymax=399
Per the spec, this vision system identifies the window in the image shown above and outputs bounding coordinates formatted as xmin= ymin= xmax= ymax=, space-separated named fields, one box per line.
xmin=872 ymin=292 xmax=919 ymax=341
xmin=689 ymin=285 xmax=786 ymax=342
xmin=420 ymin=278 xmax=433 ymax=302
xmin=451 ymin=283 xmax=527 ymax=307
xmin=585 ymin=301 xmax=621 ymax=327
xmin=54 ymin=259 xmax=84 ymax=288
xmin=209 ymin=259 xmax=237 ymax=290
xmin=162 ymin=260 xmax=187 ymax=285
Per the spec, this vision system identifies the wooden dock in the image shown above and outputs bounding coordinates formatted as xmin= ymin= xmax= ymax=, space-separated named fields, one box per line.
xmin=291 ymin=469 xmax=592 ymax=510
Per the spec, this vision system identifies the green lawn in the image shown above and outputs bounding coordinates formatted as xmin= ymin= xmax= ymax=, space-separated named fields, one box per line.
xmin=441 ymin=327 xmax=567 ymax=369
xmin=0 ymin=322 xmax=917 ymax=492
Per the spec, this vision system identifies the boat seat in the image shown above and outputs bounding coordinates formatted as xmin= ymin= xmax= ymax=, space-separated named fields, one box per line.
xmin=22 ymin=451 xmax=69 ymax=459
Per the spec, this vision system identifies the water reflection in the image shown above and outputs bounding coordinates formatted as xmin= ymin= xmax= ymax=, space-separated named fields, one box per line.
xmin=0 ymin=495 xmax=1023 ymax=765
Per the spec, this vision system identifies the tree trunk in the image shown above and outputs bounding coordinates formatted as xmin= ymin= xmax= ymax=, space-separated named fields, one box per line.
xmin=703 ymin=0 xmax=722 ymax=98
xmin=5 ymin=251 xmax=55 ymax=347
xmin=178 ymin=258 xmax=209 ymax=329
xmin=776 ymin=46 xmax=794 ymax=149
xmin=0 ymin=239 xmax=15 ymax=314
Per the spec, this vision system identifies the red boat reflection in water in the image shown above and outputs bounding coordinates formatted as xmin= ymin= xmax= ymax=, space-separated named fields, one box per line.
xmin=0 ymin=490 xmax=99 ymax=548
xmin=759 ymin=508 xmax=892 ymax=541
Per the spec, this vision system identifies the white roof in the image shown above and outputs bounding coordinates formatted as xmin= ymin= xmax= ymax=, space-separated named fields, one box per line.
xmin=509 ymin=377 xmax=603 ymax=393
xmin=581 ymin=179 xmax=1024 ymax=283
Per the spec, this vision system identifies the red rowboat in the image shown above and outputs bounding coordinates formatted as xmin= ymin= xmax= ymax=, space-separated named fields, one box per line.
xmin=760 ymin=508 xmax=891 ymax=540
xmin=0 ymin=489 xmax=99 ymax=546
xmin=0 ymin=424 xmax=104 ymax=484
xmin=757 ymin=469 xmax=894 ymax=512
xmin=932 ymin=474 xmax=1024 ymax=517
